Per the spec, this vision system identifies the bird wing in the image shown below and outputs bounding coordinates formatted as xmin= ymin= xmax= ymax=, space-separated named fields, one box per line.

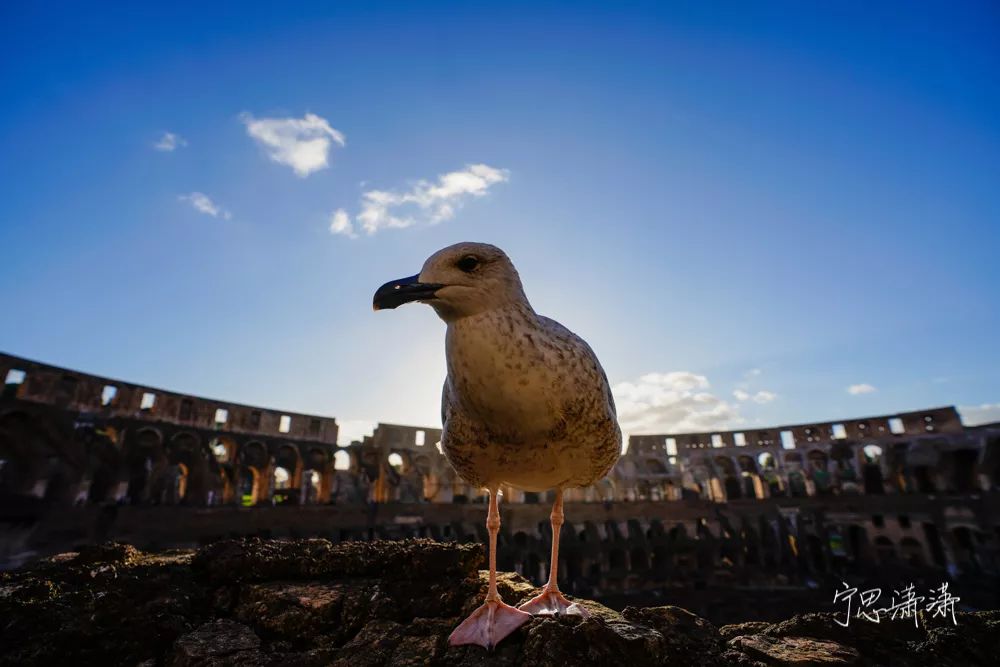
xmin=439 ymin=375 xmax=492 ymax=488
xmin=440 ymin=376 xmax=453 ymax=429
xmin=536 ymin=315 xmax=618 ymax=419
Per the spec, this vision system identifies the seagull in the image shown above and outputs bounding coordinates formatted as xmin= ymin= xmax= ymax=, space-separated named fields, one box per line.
xmin=373 ymin=242 xmax=622 ymax=650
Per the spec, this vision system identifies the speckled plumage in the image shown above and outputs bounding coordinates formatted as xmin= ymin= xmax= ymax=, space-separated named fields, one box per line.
xmin=436 ymin=261 xmax=621 ymax=493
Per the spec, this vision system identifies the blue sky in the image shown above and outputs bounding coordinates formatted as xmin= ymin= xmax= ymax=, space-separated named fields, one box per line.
xmin=1 ymin=1 xmax=998 ymax=443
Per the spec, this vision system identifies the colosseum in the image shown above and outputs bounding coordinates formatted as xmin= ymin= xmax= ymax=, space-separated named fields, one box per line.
xmin=2 ymin=351 xmax=999 ymax=618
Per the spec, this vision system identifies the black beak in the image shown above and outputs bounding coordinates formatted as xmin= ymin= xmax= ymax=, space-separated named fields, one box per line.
xmin=373 ymin=274 xmax=445 ymax=311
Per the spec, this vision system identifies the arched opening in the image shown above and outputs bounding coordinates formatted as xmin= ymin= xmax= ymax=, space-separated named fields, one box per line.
xmin=952 ymin=526 xmax=979 ymax=572
xmin=949 ymin=450 xmax=979 ymax=494
xmin=808 ymin=450 xmax=831 ymax=494
xmin=757 ymin=452 xmax=783 ymax=496
xmin=209 ymin=437 xmax=235 ymax=464
xmin=301 ymin=448 xmax=328 ymax=504
xmin=125 ymin=428 xmax=163 ymax=505
xmin=238 ymin=441 xmax=269 ymax=506
xmin=304 ymin=470 xmax=321 ymax=504
xmin=170 ymin=462 xmax=189 ymax=504
xmin=846 ymin=524 xmax=868 ymax=564
xmin=239 ymin=466 xmax=260 ymax=507
xmin=861 ymin=445 xmax=885 ymax=495
xmin=806 ymin=534 xmax=825 ymax=572
xmin=85 ymin=430 xmax=120 ymax=504
xmin=526 ymin=552 xmax=542 ymax=584
xmin=912 ymin=465 xmax=936 ymax=493
xmin=900 ymin=537 xmax=925 ymax=567
xmin=737 ymin=455 xmax=763 ymax=498
xmin=273 ymin=444 xmax=302 ymax=504
xmin=163 ymin=432 xmax=202 ymax=505
xmin=630 ymin=547 xmax=649 ymax=571
xmin=564 ymin=551 xmax=583 ymax=591
xmin=0 ymin=412 xmax=46 ymax=497
xmin=334 ymin=450 xmax=351 ymax=471
xmin=830 ymin=442 xmax=860 ymax=493
xmin=742 ymin=525 xmax=760 ymax=565
xmin=715 ymin=457 xmax=741 ymax=500
xmin=652 ymin=546 xmax=669 ymax=576
xmin=272 ymin=466 xmax=291 ymax=503
xmin=874 ymin=536 xmax=896 ymax=565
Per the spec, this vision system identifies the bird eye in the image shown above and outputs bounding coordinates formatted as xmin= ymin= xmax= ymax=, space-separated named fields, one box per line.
xmin=456 ymin=255 xmax=480 ymax=273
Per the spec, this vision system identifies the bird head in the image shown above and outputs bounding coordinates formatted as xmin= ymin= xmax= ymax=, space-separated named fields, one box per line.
xmin=373 ymin=242 xmax=528 ymax=321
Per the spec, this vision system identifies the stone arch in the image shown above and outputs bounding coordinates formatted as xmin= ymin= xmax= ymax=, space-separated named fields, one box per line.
xmin=738 ymin=455 xmax=763 ymax=499
xmin=206 ymin=436 xmax=238 ymax=505
xmin=900 ymin=537 xmax=925 ymax=567
xmin=0 ymin=411 xmax=54 ymax=497
xmin=85 ymin=428 xmax=121 ymax=504
xmin=951 ymin=526 xmax=979 ymax=571
xmin=784 ymin=452 xmax=807 ymax=497
xmin=945 ymin=449 xmax=980 ymax=494
xmin=860 ymin=444 xmax=885 ymax=495
xmin=808 ymin=449 xmax=832 ymax=494
xmin=757 ymin=452 xmax=784 ymax=496
xmin=302 ymin=447 xmax=330 ymax=504
xmin=845 ymin=524 xmax=869 ymax=565
xmin=874 ymin=536 xmax=896 ymax=565
xmin=237 ymin=440 xmax=269 ymax=506
xmin=272 ymin=443 xmax=302 ymax=504
xmin=162 ymin=432 xmax=205 ymax=505
xmin=714 ymin=456 xmax=741 ymax=500
xmin=124 ymin=427 xmax=164 ymax=504
xmin=630 ymin=546 xmax=650 ymax=571
xmin=805 ymin=533 xmax=826 ymax=572
xmin=830 ymin=442 xmax=860 ymax=493
xmin=525 ymin=551 xmax=543 ymax=584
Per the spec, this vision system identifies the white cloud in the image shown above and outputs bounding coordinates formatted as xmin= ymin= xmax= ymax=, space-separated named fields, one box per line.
xmin=352 ymin=163 xmax=509 ymax=236
xmin=733 ymin=388 xmax=777 ymax=404
xmin=179 ymin=192 xmax=231 ymax=219
xmin=336 ymin=419 xmax=377 ymax=446
xmin=745 ymin=368 xmax=762 ymax=378
xmin=752 ymin=390 xmax=776 ymax=404
xmin=154 ymin=132 xmax=186 ymax=152
xmin=329 ymin=208 xmax=356 ymax=238
xmin=959 ymin=403 xmax=1000 ymax=426
xmin=847 ymin=383 xmax=877 ymax=395
xmin=241 ymin=112 xmax=345 ymax=177
xmin=612 ymin=371 xmax=742 ymax=435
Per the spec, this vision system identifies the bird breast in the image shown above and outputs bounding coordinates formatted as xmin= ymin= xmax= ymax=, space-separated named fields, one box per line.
xmin=445 ymin=309 xmax=598 ymax=440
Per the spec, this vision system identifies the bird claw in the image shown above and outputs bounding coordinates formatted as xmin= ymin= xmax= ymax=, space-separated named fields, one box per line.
xmin=518 ymin=588 xmax=590 ymax=617
xmin=448 ymin=598 xmax=532 ymax=650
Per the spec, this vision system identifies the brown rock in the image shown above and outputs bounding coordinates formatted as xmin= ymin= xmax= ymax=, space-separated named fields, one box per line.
xmin=721 ymin=621 xmax=772 ymax=640
xmin=1 ymin=538 xmax=997 ymax=667
xmin=728 ymin=635 xmax=860 ymax=666
xmin=622 ymin=604 xmax=724 ymax=665
xmin=169 ymin=619 xmax=263 ymax=667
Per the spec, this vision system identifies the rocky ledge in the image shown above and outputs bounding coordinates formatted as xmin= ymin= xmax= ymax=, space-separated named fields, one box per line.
xmin=1 ymin=538 xmax=997 ymax=666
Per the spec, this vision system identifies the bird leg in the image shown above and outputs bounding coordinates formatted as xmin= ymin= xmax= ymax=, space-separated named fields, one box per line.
xmin=448 ymin=489 xmax=531 ymax=650
xmin=518 ymin=489 xmax=590 ymax=616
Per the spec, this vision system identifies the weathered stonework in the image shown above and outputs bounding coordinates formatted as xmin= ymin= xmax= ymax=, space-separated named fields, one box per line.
xmin=0 ymin=538 xmax=997 ymax=666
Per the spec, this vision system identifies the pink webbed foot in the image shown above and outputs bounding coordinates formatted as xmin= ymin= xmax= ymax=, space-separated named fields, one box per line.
xmin=448 ymin=598 xmax=532 ymax=650
xmin=518 ymin=587 xmax=590 ymax=617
